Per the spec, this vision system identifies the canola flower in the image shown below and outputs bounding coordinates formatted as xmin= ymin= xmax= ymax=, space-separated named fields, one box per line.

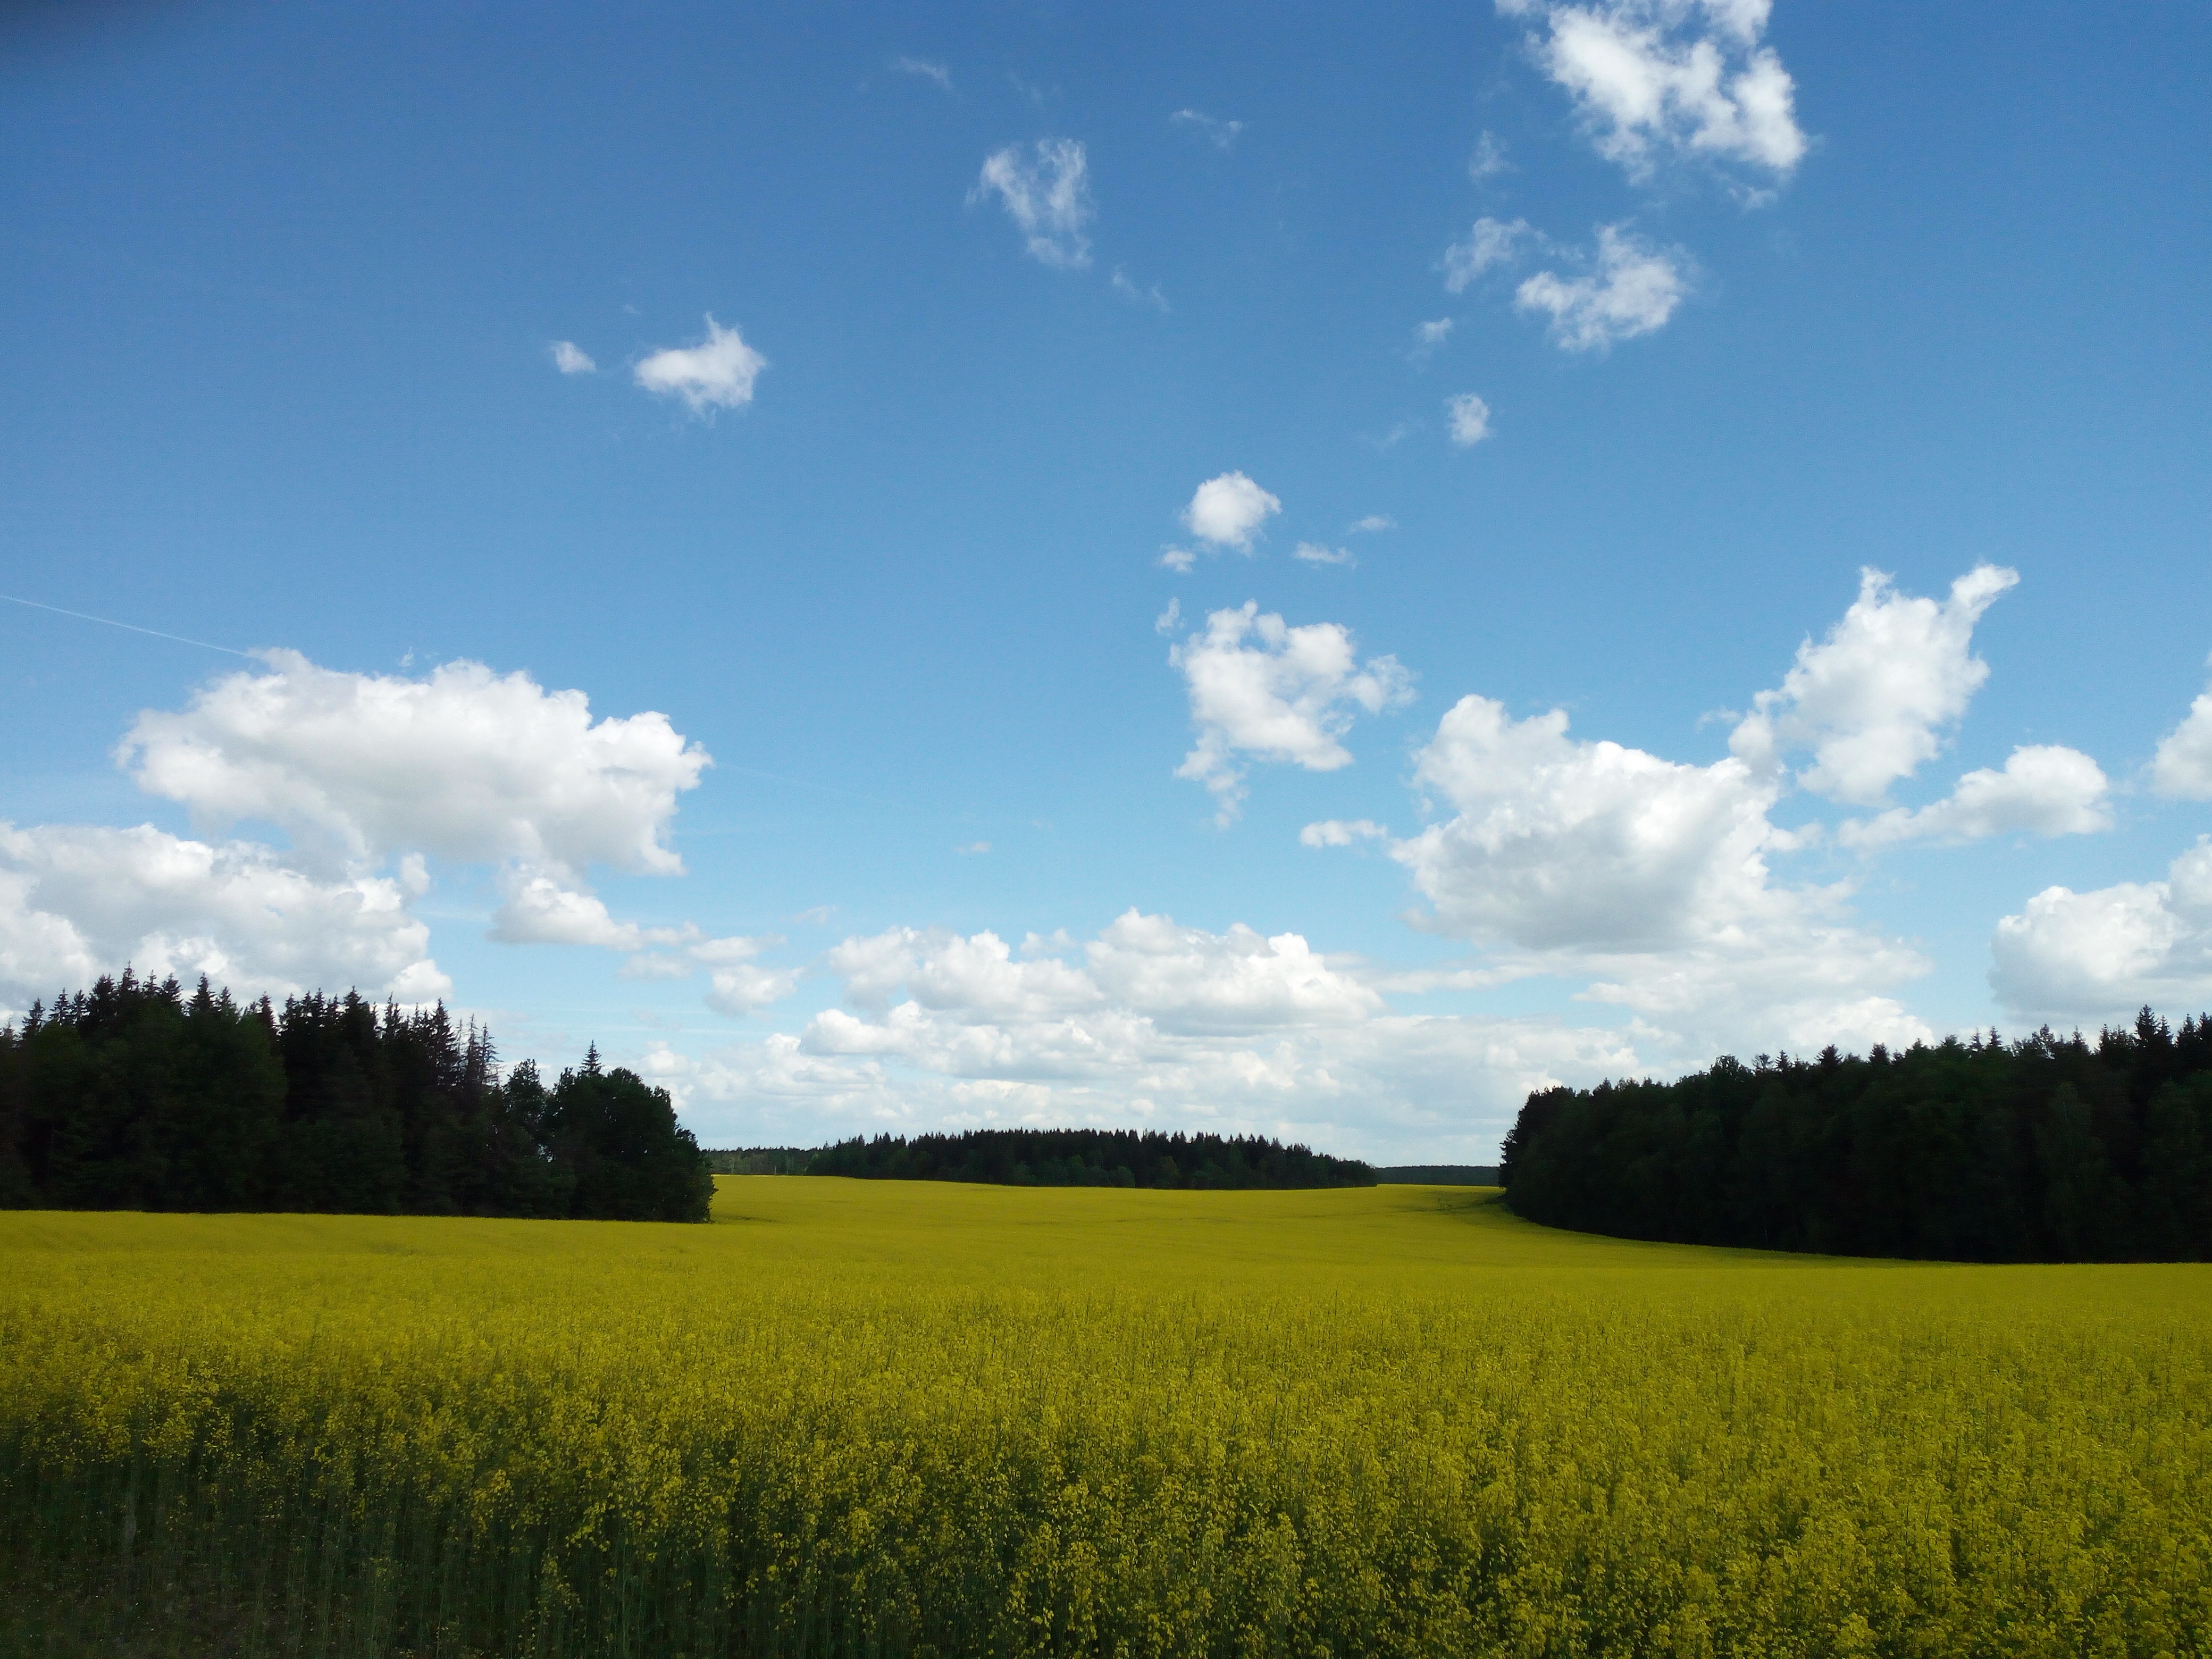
xmin=4 ymin=1180 xmax=2211 ymax=1656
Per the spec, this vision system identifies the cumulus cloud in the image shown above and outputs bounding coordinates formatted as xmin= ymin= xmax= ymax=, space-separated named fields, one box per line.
xmin=1499 ymin=0 xmax=1807 ymax=185
xmin=1169 ymin=602 xmax=1415 ymax=822
xmin=1293 ymin=542 xmax=1354 ymax=567
xmin=633 ymin=315 xmax=767 ymax=415
xmin=1170 ymin=110 xmax=1243 ymax=150
xmin=1396 ymin=695 xmax=1793 ymax=954
xmin=1446 ymin=392 xmax=1494 ymax=446
xmin=0 ymin=822 xmax=447 ymax=1008
xmin=1376 ymin=693 xmax=1928 ymax=1060
xmin=1442 ymin=216 xmax=1532 ymax=292
xmin=1730 ymin=565 xmax=2017 ymax=807
xmin=121 ymin=650 xmax=710 ymax=880
xmin=2152 ymin=675 xmax=2212 ymax=799
xmin=518 ymin=896 xmax=794 ymax=1013
xmin=971 ymin=139 xmax=1094 ymax=269
xmin=702 ymin=937 xmax=801 ymax=1015
xmin=1515 ymin=223 xmax=1689 ymax=350
xmin=1991 ymin=840 xmax=2212 ymax=1025
xmin=549 ymin=340 xmax=596 ymax=375
xmin=1301 ymin=819 xmax=1389 ymax=848
xmin=487 ymin=873 xmax=694 ymax=950
xmin=1182 ymin=472 xmax=1281 ymax=552
xmin=1840 ymin=746 xmax=2112 ymax=848
xmin=893 ymin=56 xmax=952 ymax=90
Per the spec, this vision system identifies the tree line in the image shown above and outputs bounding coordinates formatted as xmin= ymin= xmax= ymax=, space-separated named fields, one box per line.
xmin=0 ymin=972 xmax=713 ymax=1221
xmin=801 ymin=1128 xmax=1374 ymax=1189
xmin=1501 ymin=1009 xmax=2212 ymax=1261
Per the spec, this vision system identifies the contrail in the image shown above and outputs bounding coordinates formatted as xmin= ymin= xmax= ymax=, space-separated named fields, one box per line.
xmin=0 ymin=592 xmax=253 ymax=658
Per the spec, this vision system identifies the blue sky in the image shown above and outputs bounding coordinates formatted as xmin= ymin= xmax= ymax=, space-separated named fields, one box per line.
xmin=4 ymin=1 xmax=2209 ymax=1159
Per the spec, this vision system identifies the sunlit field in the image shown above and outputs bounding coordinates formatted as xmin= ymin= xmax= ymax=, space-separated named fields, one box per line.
xmin=5 ymin=1178 xmax=2211 ymax=1656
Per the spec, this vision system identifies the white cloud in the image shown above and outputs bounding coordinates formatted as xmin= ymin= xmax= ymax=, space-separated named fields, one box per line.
xmin=1468 ymin=131 xmax=1511 ymax=180
xmin=1170 ymin=109 xmax=1243 ymax=150
xmin=1153 ymin=598 xmax=1183 ymax=634
xmin=651 ymin=910 xmax=1651 ymax=1159
xmin=1181 ymin=472 xmax=1281 ymax=551
xmin=633 ymin=315 xmax=767 ymax=415
xmin=121 ymin=650 xmax=710 ymax=881
xmin=1514 ymin=223 xmax=1688 ymax=350
xmin=1293 ymin=542 xmax=1355 ymax=567
xmin=487 ymin=872 xmax=693 ymax=950
xmin=1502 ymin=0 xmax=1807 ymax=185
xmin=1111 ymin=267 xmax=1170 ymax=311
xmin=1442 ymin=216 xmax=1532 ymax=291
xmin=1371 ymin=691 xmax=1930 ymax=1061
xmin=1841 ymin=746 xmax=2112 ymax=848
xmin=602 ymin=924 xmax=799 ymax=1013
xmin=1301 ymin=819 xmax=1389 ymax=848
xmin=1158 ymin=547 xmax=1197 ymax=574
xmin=1730 ymin=565 xmax=2017 ymax=807
xmin=1991 ymin=840 xmax=2212 ymax=1025
xmin=1170 ymin=602 xmax=1415 ymax=822
xmin=705 ymin=960 xmax=801 ymax=1016
xmin=549 ymin=340 xmax=596 ymax=375
xmin=1348 ymin=515 xmax=1397 ymax=534
xmin=1396 ymin=694 xmax=1791 ymax=954
xmin=971 ymin=139 xmax=1094 ymax=269
xmin=1412 ymin=317 xmax=1455 ymax=359
xmin=2152 ymin=676 xmax=2212 ymax=799
xmin=0 ymin=822 xmax=447 ymax=1008
xmin=893 ymin=56 xmax=952 ymax=91
xmin=1446 ymin=392 xmax=1494 ymax=446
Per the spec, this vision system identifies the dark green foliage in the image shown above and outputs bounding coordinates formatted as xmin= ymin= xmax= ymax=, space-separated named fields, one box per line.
xmin=700 ymin=1146 xmax=816 ymax=1174
xmin=0 ymin=973 xmax=708 ymax=1221
xmin=808 ymin=1127 xmax=1373 ymax=1189
xmin=1375 ymin=1164 xmax=1499 ymax=1185
xmin=1501 ymin=1009 xmax=2212 ymax=1261
xmin=543 ymin=1046 xmax=715 ymax=1222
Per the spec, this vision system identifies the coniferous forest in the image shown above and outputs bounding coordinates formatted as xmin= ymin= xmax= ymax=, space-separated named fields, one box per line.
xmin=807 ymin=1128 xmax=1374 ymax=1188
xmin=1502 ymin=1009 xmax=2212 ymax=1261
xmin=0 ymin=973 xmax=712 ymax=1221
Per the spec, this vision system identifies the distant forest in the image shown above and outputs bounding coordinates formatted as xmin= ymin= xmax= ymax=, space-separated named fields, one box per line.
xmin=0 ymin=973 xmax=712 ymax=1221
xmin=798 ymin=1129 xmax=1373 ymax=1189
xmin=1503 ymin=1010 xmax=2212 ymax=1262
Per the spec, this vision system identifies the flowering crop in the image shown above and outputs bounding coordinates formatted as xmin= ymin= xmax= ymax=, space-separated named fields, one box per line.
xmin=4 ymin=1181 xmax=2211 ymax=1655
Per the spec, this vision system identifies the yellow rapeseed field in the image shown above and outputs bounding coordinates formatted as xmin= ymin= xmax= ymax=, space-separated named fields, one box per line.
xmin=4 ymin=1178 xmax=2211 ymax=1657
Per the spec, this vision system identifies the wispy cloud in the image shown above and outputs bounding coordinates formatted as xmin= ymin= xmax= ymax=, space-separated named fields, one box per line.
xmin=1411 ymin=317 xmax=1455 ymax=361
xmin=1348 ymin=515 xmax=1397 ymax=535
xmin=1468 ymin=130 xmax=1512 ymax=180
xmin=549 ymin=340 xmax=596 ymax=375
xmin=1112 ymin=267 xmax=1170 ymax=311
xmin=1515 ymin=224 xmax=1689 ymax=351
xmin=1442 ymin=217 xmax=1534 ymax=292
xmin=892 ymin=56 xmax=952 ymax=91
xmin=1170 ymin=109 xmax=1244 ymax=151
xmin=1294 ymin=543 xmax=1356 ymax=568
xmin=970 ymin=139 xmax=1094 ymax=269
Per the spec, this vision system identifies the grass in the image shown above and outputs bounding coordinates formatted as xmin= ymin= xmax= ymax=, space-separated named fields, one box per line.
xmin=4 ymin=1179 xmax=2210 ymax=1655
